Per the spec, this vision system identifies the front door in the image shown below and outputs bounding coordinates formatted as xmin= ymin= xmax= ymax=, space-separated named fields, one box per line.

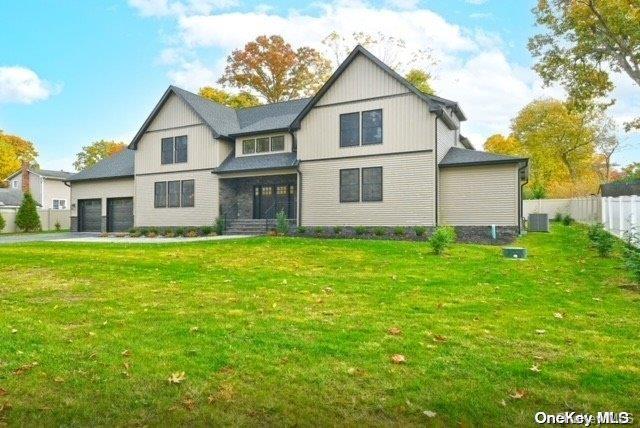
xmin=253 ymin=184 xmax=296 ymax=219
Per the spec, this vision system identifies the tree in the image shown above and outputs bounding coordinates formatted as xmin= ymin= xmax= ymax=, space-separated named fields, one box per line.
xmin=0 ymin=140 xmax=19 ymax=185
xmin=74 ymin=140 xmax=126 ymax=171
xmin=0 ymin=211 xmax=5 ymax=232
xmin=198 ymin=87 xmax=261 ymax=108
xmin=529 ymin=0 xmax=640 ymax=130
xmin=483 ymin=134 xmax=524 ymax=156
xmin=591 ymin=113 xmax=621 ymax=182
xmin=15 ymin=192 xmax=41 ymax=232
xmin=620 ymin=162 xmax=640 ymax=182
xmin=405 ymin=69 xmax=435 ymax=95
xmin=218 ymin=35 xmax=332 ymax=103
xmin=0 ymin=131 xmax=38 ymax=179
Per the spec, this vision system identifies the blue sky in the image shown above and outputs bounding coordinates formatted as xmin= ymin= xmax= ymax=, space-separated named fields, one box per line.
xmin=1 ymin=0 xmax=638 ymax=172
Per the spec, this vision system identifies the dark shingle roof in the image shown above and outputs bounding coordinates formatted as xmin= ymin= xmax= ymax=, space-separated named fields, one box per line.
xmin=234 ymin=98 xmax=311 ymax=136
xmin=0 ymin=189 xmax=25 ymax=207
xmin=439 ymin=147 xmax=527 ymax=167
xmin=170 ymin=86 xmax=241 ymax=136
xmin=34 ymin=169 xmax=73 ymax=180
xmin=600 ymin=181 xmax=640 ymax=197
xmin=68 ymin=149 xmax=135 ymax=182
xmin=213 ymin=152 xmax=299 ymax=174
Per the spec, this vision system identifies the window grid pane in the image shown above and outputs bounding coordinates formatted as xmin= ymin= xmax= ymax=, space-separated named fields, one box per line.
xmin=362 ymin=167 xmax=383 ymax=202
xmin=174 ymin=135 xmax=188 ymax=163
xmin=161 ymin=138 xmax=174 ymax=164
xmin=181 ymin=180 xmax=195 ymax=207
xmin=340 ymin=113 xmax=360 ymax=147
xmin=154 ymin=182 xmax=167 ymax=208
xmin=271 ymin=135 xmax=285 ymax=151
xmin=256 ymin=138 xmax=270 ymax=153
xmin=168 ymin=181 xmax=180 ymax=207
xmin=362 ymin=109 xmax=382 ymax=145
xmin=243 ymin=139 xmax=256 ymax=154
xmin=340 ymin=169 xmax=360 ymax=202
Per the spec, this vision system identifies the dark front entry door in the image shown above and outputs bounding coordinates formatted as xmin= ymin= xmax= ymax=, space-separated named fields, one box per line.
xmin=253 ymin=184 xmax=296 ymax=219
xmin=79 ymin=199 xmax=102 ymax=232
xmin=107 ymin=197 xmax=134 ymax=232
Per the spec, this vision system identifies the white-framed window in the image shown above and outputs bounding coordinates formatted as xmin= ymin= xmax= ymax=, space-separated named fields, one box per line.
xmin=12 ymin=180 xmax=18 ymax=189
xmin=52 ymin=199 xmax=67 ymax=210
xmin=242 ymin=135 xmax=286 ymax=155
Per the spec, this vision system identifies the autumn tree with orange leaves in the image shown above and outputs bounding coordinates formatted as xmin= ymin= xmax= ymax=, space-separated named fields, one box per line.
xmin=73 ymin=140 xmax=126 ymax=171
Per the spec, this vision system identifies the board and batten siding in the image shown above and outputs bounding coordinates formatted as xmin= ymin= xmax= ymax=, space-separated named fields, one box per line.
xmin=439 ymin=164 xmax=519 ymax=226
xmin=436 ymin=117 xmax=458 ymax=162
xmin=234 ymin=133 xmax=293 ymax=158
xmin=147 ymin=93 xmax=202 ymax=132
xmin=135 ymin=170 xmax=218 ymax=227
xmin=299 ymin=152 xmax=435 ymax=227
xmin=315 ymin=54 xmax=408 ymax=106
xmin=70 ymin=178 xmax=134 ymax=217
xmin=297 ymin=94 xmax=435 ymax=161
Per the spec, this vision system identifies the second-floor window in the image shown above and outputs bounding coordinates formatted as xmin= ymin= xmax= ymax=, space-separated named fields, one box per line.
xmin=340 ymin=109 xmax=383 ymax=147
xmin=242 ymin=135 xmax=286 ymax=155
xmin=161 ymin=135 xmax=188 ymax=165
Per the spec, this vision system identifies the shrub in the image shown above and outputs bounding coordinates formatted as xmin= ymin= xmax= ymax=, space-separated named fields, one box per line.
xmin=147 ymin=231 xmax=158 ymax=238
xmin=373 ymin=227 xmax=386 ymax=236
xmin=313 ymin=226 xmax=324 ymax=235
xmin=414 ymin=226 xmax=427 ymax=237
xmin=562 ymin=214 xmax=574 ymax=226
xmin=129 ymin=228 xmax=137 ymax=235
xmin=175 ymin=227 xmax=185 ymax=237
xmin=54 ymin=221 xmax=61 ymax=232
xmin=553 ymin=212 xmax=563 ymax=222
xmin=214 ymin=217 xmax=226 ymax=235
xmin=333 ymin=225 xmax=343 ymax=235
xmin=276 ymin=210 xmax=289 ymax=235
xmin=429 ymin=226 xmax=456 ymax=255
xmin=138 ymin=228 xmax=149 ymax=237
xmin=355 ymin=226 xmax=367 ymax=236
xmin=0 ymin=212 xmax=5 ymax=233
xmin=185 ymin=228 xmax=198 ymax=238
xmin=15 ymin=192 xmax=41 ymax=232
xmin=164 ymin=229 xmax=176 ymax=238
xmin=201 ymin=226 xmax=213 ymax=236
xmin=149 ymin=227 xmax=159 ymax=235
xmin=623 ymin=242 xmax=640 ymax=283
xmin=589 ymin=225 xmax=615 ymax=257
xmin=296 ymin=226 xmax=307 ymax=234
xmin=393 ymin=226 xmax=405 ymax=236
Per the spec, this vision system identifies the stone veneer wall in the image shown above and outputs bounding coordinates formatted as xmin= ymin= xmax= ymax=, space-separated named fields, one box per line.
xmin=219 ymin=174 xmax=297 ymax=220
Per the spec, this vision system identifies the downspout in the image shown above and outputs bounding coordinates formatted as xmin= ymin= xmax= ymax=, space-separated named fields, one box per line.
xmin=518 ymin=161 xmax=529 ymax=234
xmin=434 ymin=115 xmax=438 ymax=227
xmin=290 ymin=130 xmax=302 ymax=227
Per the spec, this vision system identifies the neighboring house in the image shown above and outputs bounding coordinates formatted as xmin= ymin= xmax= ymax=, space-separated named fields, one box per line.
xmin=4 ymin=163 xmax=72 ymax=210
xmin=0 ymin=188 xmax=29 ymax=208
xmin=600 ymin=181 xmax=640 ymax=197
xmin=68 ymin=45 xmax=528 ymax=240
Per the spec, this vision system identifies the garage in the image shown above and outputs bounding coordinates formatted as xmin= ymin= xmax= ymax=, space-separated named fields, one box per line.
xmin=79 ymin=199 xmax=102 ymax=232
xmin=107 ymin=197 xmax=134 ymax=232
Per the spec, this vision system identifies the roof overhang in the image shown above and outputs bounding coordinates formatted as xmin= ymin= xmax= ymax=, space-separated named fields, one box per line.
xmin=227 ymin=127 xmax=291 ymax=139
xmin=67 ymin=174 xmax=135 ymax=184
xmin=439 ymin=158 xmax=528 ymax=168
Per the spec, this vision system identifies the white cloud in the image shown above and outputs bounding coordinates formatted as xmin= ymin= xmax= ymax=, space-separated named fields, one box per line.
xmin=128 ymin=0 xmax=237 ymax=17
xmin=167 ymin=59 xmax=217 ymax=90
xmin=0 ymin=66 xmax=59 ymax=104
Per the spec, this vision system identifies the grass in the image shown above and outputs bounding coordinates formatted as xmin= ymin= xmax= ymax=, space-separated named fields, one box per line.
xmin=0 ymin=224 xmax=638 ymax=425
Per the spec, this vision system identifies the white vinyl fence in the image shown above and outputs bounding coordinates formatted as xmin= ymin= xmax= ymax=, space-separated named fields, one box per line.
xmin=0 ymin=208 xmax=70 ymax=234
xmin=524 ymin=196 xmax=640 ymax=239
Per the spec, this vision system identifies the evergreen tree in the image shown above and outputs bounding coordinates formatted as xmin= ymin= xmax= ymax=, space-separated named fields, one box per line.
xmin=15 ymin=192 xmax=41 ymax=232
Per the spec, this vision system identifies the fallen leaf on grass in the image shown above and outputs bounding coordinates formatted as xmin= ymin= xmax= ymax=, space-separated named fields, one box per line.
xmin=500 ymin=399 xmax=507 ymax=407
xmin=530 ymin=364 xmax=541 ymax=373
xmin=53 ymin=377 xmax=64 ymax=383
xmin=10 ymin=329 xmax=17 ymax=334
xmin=535 ymin=329 xmax=546 ymax=335
xmin=189 ymin=326 xmax=199 ymax=333
xmin=554 ymin=312 xmax=564 ymax=319
xmin=433 ymin=334 xmax=447 ymax=343
xmin=391 ymin=354 xmax=406 ymax=364
xmin=13 ymin=362 xmax=38 ymax=376
xmin=387 ymin=327 xmax=402 ymax=336
xmin=510 ymin=389 xmax=526 ymax=399
xmin=168 ymin=371 xmax=186 ymax=384
xmin=121 ymin=350 xmax=131 ymax=357
xmin=423 ymin=410 xmax=437 ymax=418
xmin=323 ymin=287 xmax=333 ymax=294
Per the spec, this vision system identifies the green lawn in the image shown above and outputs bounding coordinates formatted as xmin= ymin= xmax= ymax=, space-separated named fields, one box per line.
xmin=0 ymin=225 xmax=637 ymax=426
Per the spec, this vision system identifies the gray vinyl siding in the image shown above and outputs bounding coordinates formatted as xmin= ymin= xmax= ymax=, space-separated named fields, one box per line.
xmin=439 ymin=164 xmax=519 ymax=226
xmin=299 ymin=152 xmax=435 ymax=226
xmin=436 ymin=117 xmax=457 ymax=163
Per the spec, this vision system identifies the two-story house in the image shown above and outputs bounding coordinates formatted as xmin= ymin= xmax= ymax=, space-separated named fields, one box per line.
xmin=4 ymin=163 xmax=72 ymax=209
xmin=68 ymin=45 xmax=528 ymax=241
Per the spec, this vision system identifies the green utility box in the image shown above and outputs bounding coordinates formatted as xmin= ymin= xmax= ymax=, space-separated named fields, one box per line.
xmin=503 ymin=247 xmax=527 ymax=259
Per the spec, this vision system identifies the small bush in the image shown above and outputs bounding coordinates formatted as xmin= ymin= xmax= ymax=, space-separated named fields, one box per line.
xmin=297 ymin=226 xmax=307 ymax=234
xmin=0 ymin=212 xmax=5 ymax=232
xmin=175 ymin=227 xmax=185 ymax=237
xmin=355 ymin=226 xmax=367 ymax=236
xmin=214 ymin=217 xmax=226 ymax=235
xmin=429 ymin=226 xmax=456 ymax=255
xmin=333 ymin=225 xmax=343 ymax=235
xmin=553 ymin=212 xmax=563 ymax=222
xmin=623 ymin=241 xmax=640 ymax=283
xmin=201 ymin=226 xmax=213 ymax=236
xmin=149 ymin=227 xmax=159 ymax=235
xmin=164 ymin=229 xmax=176 ymax=238
xmin=314 ymin=226 xmax=324 ymax=235
xmin=589 ymin=224 xmax=614 ymax=257
xmin=129 ymin=228 xmax=137 ymax=235
xmin=393 ymin=226 xmax=405 ymax=236
xmin=561 ymin=214 xmax=574 ymax=226
xmin=138 ymin=228 xmax=149 ymax=237
xmin=186 ymin=228 xmax=198 ymax=238
xmin=15 ymin=192 xmax=41 ymax=232
xmin=414 ymin=226 xmax=427 ymax=237
xmin=54 ymin=221 xmax=61 ymax=232
xmin=147 ymin=231 xmax=158 ymax=238
xmin=276 ymin=210 xmax=289 ymax=235
xmin=373 ymin=227 xmax=386 ymax=236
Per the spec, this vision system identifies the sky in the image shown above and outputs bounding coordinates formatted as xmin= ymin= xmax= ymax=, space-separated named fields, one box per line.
xmin=1 ymin=0 xmax=638 ymax=172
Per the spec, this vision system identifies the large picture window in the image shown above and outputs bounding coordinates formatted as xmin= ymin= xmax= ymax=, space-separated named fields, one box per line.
xmin=362 ymin=110 xmax=383 ymax=145
xmin=168 ymin=181 xmax=181 ymax=208
xmin=161 ymin=136 xmax=188 ymax=164
xmin=154 ymin=182 xmax=167 ymax=208
xmin=340 ymin=112 xmax=360 ymax=147
xmin=340 ymin=168 xmax=360 ymax=202
xmin=362 ymin=167 xmax=383 ymax=202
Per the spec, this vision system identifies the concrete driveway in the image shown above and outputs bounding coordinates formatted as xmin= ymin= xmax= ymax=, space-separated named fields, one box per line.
xmin=0 ymin=232 xmax=99 ymax=244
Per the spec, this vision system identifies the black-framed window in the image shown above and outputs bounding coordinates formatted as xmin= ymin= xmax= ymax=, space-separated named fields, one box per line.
xmin=168 ymin=181 xmax=181 ymax=208
xmin=181 ymin=180 xmax=195 ymax=207
xmin=174 ymin=135 xmax=188 ymax=163
xmin=256 ymin=137 xmax=270 ymax=153
xmin=154 ymin=182 xmax=167 ymax=208
xmin=271 ymin=135 xmax=285 ymax=151
xmin=362 ymin=110 xmax=383 ymax=145
xmin=340 ymin=168 xmax=360 ymax=202
xmin=161 ymin=138 xmax=174 ymax=164
xmin=242 ymin=139 xmax=256 ymax=154
xmin=362 ymin=167 xmax=383 ymax=202
xmin=340 ymin=112 xmax=360 ymax=147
